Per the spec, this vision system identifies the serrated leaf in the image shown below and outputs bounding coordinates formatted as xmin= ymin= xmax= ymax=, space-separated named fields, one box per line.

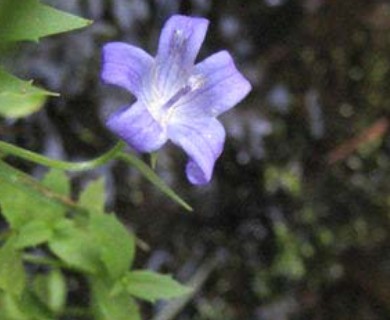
xmin=0 ymin=161 xmax=80 ymax=228
xmin=49 ymin=213 xmax=135 ymax=278
xmin=0 ymin=0 xmax=92 ymax=42
xmin=41 ymin=169 xmax=71 ymax=219
xmin=14 ymin=220 xmax=53 ymax=249
xmin=0 ymin=68 xmax=57 ymax=118
xmin=122 ymin=271 xmax=192 ymax=303
xmin=42 ymin=169 xmax=70 ymax=197
xmin=92 ymin=278 xmax=141 ymax=320
xmin=0 ymin=178 xmax=37 ymax=228
xmin=90 ymin=214 xmax=135 ymax=279
xmin=0 ymin=240 xmax=26 ymax=297
xmin=48 ymin=220 xmax=100 ymax=274
xmin=79 ymin=178 xmax=105 ymax=214
xmin=33 ymin=269 xmax=66 ymax=313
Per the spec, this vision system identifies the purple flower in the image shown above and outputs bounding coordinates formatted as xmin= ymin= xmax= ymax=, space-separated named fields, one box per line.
xmin=102 ymin=15 xmax=251 ymax=185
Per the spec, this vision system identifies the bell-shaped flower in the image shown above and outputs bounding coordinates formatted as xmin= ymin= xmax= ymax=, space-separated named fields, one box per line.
xmin=102 ymin=15 xmax=251 ymax=185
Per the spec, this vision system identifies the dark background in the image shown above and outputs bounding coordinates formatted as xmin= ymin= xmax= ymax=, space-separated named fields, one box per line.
xmin=2 ymin=0 xmax=390 ymax=319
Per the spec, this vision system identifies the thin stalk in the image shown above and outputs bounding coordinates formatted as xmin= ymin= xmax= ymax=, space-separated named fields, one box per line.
xmin=0 ymin=141 xmax=125 ymax=171
xmin=0 ymin=140 xmax=192 ymax=211
xmin=118 ymin=152 xmax=193 ymax=212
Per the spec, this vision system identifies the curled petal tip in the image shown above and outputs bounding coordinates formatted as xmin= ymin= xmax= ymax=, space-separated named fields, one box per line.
xmin=168 ymin=118 xmax=225 ymax=185
xmin=186 ymin=161 xmax=212 ymax=185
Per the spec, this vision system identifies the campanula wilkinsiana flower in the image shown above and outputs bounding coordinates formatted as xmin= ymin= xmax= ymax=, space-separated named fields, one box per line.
xmin=102 ymin=15 xmax=251 ymax=185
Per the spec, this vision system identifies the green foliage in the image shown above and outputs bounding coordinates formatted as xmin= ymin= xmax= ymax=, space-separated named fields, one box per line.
xmin=0 ymin=2 xmax=192 ymax=318
xmin=272 ymin=222 xmax=306 ymax=279
xmin=33 ymin=270 xmax=67 ymax=313
xmin=48 ymin=213 xmax=135 ymax=277
xmin=0 ymin=240 xmax=26 ymax=297
xmin=88 ymin=214 xmax=135 ymax=279
xmin=0 ymin=166 xmax=191 ymax=319
xmin=1 ymin=290 xmax=55 ymax=320
xmin=14 ymin=220 xmax=53 ymax=249
xmin=79 ymin=178 xmax=105 ymax=214
xmin=264 ymin=164 xmax=301 ymax=197
xmin=48 ymin=219 xmax=104 ymax=274
xmin=0 ymin=0 xmax=91 ymax=119
xmin=42 ymin=169 xmax=70 ymax=196
xmin=0 ymin=68 xmax=57 ymax=118
xmin=0 ymin=0 xmax=91 ymax=42
xmin=116 ymin=271 xmax=193 ymax=303
xmin=0 ymin=161 xmax=71 ymax=228
xmin=92 ymin=279 xmax=142 ymax=320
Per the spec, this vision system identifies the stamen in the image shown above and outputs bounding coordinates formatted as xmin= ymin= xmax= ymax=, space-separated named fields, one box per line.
xmin=161 ymin=75 xmax=205 ymax=112
xmin=161 ymin=86 xmax=191 ymax=111
xmin=188 ymin=74 xmax=205 ymax=91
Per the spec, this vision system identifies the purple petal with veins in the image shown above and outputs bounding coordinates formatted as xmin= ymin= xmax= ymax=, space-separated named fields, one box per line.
xmin=168 ymin=118 xmax=226 ymax=185
xmin=101 ymin=15 xmax=252 ymax=185
xmin=106 ymin=101 xmax=167 ymax=153
xmin=101 ymin=42 xmax=153 ymax=97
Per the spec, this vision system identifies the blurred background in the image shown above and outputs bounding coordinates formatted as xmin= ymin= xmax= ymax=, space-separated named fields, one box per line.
xmin=2 ymin=0 xmax=390 ymax=319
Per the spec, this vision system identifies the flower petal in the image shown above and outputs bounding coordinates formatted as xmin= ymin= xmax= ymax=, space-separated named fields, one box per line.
xmin=174 ymin=51 xmax=252 ymax=119
xmin=154 ymin=15 xmax=209 ymax=94
xmin=106 ymin=101 xmax=167 ymax=152
xmin=101 ymin=42 xmax=153 ymax=97
xmin=168 ymin=118 xmax=225 ymax=185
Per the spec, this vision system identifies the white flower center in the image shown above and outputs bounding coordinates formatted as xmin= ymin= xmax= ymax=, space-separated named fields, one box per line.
xmin=160 ymin=74 xmax=205 ymax=123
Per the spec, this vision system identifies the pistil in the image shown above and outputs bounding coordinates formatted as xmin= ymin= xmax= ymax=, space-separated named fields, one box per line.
xmin=161 ymin=74 xmax=205 ymax=113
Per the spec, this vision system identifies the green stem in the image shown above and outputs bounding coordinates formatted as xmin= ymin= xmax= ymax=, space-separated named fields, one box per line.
xmin=0 ymin=140 xmax=192 ymax=211
xmin=0 ymin=141 xmax=125 ymax=171
xmin=118 ymin=152 xmax=193 ymax=212
xmin=150 ymin=152 xmax=158 ymax=169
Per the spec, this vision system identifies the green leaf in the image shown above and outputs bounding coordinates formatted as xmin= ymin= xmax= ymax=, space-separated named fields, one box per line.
xmin=0 ymin=161 xmax=76 ymax=228
xmin=0 ymin=68 xmax=56 ymax=118
xmin=40 ymin=169 xmax=71 ymax=219
xmin=0 ymin=177 xmax=36 ymax=228
xmin=1 ymin=292 xmax=54 ymax=320
xmin=91 ymin=278 xmax=141 ymax=320
xmin=0 ymin=292 xmax=30 ymax=320
xmin=14 ymin=220 xmax=53 ymax=249
xmin=79 ymin=178 xmax=105 ymax=214
xmin=0 ymin=240 xmax=26 ymax=297
xmin=122 ymin=271 xmax=192 ymax=303
xmin=48 ymin=220 xmax=100 ymax=274
xmin=49 ymin=214 xmax=135 ymax=278
xmin=42 ymin=169 xmax=70 ymax=197
xmin=33 ymin=269 xmax=66 ymax=313
xmin=0 ymin=0 xmax=92 ymax=42
xmin=89 ymin=214 xmax=135 ymax=279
